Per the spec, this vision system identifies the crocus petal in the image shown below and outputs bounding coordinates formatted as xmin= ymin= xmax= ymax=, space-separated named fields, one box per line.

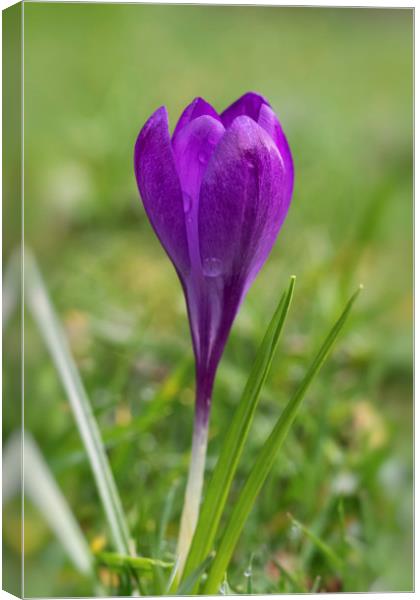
xmin=198 ymin=116 xmax=290 ymax=287
xmin=171 ymin=115 xmax=226 ymax=369
xmin=258 ymin=103 xmax=294 ymax=199
xmin=134 ymin=107 xmax=190 ymax=275
xmin=220 ymin=91 xmax=269 ymax=128
xmin=172 ymin=97 xmax=221 ymax=144
xmin=172 ymin=115 xmax=225 ymax=205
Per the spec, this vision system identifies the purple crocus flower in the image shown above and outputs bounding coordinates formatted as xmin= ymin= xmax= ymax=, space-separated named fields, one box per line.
xmin=134 ymin=91 xmax=293 ymax=571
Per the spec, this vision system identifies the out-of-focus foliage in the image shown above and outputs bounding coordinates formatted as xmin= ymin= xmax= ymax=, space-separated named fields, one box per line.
xmin=4 ymin=5 xmax=412 ymax=595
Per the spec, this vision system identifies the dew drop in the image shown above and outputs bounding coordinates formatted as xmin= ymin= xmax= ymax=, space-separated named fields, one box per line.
xmin=289 ymin=523 xmax=301 ymax=541
xmin=207 ymin=132 xmax=219 ymax=146
xmin=198 ymin=151 xmax=207 ymax=165
xmin=246 ymin=159 xmax=256 ymax=171
xmin=183 ymin=193 xmax=192 ymax=213
xmin=202 ymin=257 xmax=223 ymax=277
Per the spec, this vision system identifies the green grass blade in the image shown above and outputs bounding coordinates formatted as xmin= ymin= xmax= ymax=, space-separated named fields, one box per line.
xmin=310 ymin=575 xmax=322 ymax=593
xmin=24 ymin=249 xmax=131 ymax=555
xmin=156 ymin=480 xmax=179 ymax=557
xmin=287 ymin=513 xmax=343 ymax=571
xmin=175 ymin=553 xmax=214 ymax=595
xmin=203 ymin=286 xmax=362 ymax=593
xmin=244 ymin=554 xmax=254 ymax=594
xmin=95 ymin=551 xmax=172 ymax=572
xmin=4 ymin=430 xmax=93 ymax=575
xmin=181 ymin=276 xmax=296 ymax=584
xmin=219 ymin=573 xmax=235 ymax=595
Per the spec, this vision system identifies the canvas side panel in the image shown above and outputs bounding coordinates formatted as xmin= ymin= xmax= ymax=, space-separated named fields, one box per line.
xmin=3 ymin=2 xmax=23 ymax=597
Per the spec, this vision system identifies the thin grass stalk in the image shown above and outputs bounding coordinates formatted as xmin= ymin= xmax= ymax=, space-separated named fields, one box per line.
xmin=24 ymin=249 xmax=131 ymax=556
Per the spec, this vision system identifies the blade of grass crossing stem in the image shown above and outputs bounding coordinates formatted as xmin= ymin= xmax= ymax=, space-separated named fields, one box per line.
xmin=24 ymin=249 xmax=131 ymax=555
xmin=203 ymin=286 xmax=362 ymax=594
xmin=181 ymin=276 xmax=296 ymax=585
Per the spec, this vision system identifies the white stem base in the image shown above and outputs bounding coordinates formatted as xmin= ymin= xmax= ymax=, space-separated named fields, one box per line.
xmin=176 ymin=423 xmax=209 ymax=577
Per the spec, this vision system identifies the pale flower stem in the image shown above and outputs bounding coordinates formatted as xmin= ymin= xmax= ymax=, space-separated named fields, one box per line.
xmin=176 ymin=420 xmax=209 ymax=578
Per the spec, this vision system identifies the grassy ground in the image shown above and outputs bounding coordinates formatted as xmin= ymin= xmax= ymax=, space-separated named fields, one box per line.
xmin=4 ymin=5 xmax=413 ymax=595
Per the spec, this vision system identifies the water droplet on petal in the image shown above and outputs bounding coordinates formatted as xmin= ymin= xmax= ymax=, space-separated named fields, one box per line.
xmin=246 ymin=159 xmax=256 ymax=171
xmin=203 ymin=257 xmax=223 ymax=278
xmin=207 ymin=133 xmax=219 ymax=146
xmin=183 ymin=193 xmax=192 ymax=214
xmin=198 ymin=151 xmax=207 ymax=165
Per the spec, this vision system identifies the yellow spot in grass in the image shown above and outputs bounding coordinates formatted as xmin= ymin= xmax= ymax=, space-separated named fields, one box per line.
xmin=98 ymin=567 xmax=119 ymax=588
xmin=90 ymin=534 xmax=107 ymax=553
xmin=115 ymin=404 xmax=132 ymax=426
xmin=353 ymin=400 xmax=387 ymax=449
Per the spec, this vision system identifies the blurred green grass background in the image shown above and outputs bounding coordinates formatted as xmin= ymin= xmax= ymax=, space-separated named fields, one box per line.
xmin=4 ymin=4 xmax=413 ymax=595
